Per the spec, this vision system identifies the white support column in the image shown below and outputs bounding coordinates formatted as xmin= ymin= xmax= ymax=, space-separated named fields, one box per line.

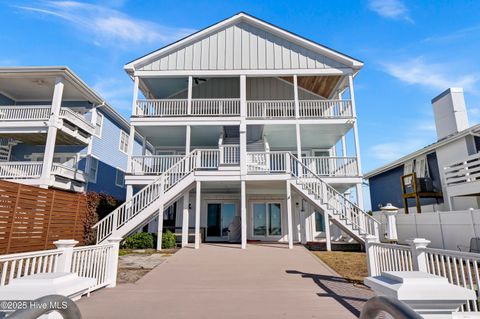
xmin=324 ymin=211 xmax=331 ymax=251
xmin=185 ymin=125 xmax=191 ymax=154
xmin=240 ymin=75 xmax=247 ymax=176
xmin=348 ymin=75 xmax=364 ymax=209
xmin=241 ymin=180 xmax=247 ymax=249
xmin=156 ymin=207 xmax=164 ymax=251
xmin=187 ymin=76 xmax=193 ymax=115
xmin=142 ymin=136 xmax=147 ymax=155
xmin=40 ymin=76 xmax=64 ymax=187
xmin=131 ymin=76 xmax=139 ymax=116
xmin=194 ymin=181 xmax=201 ymax=249
xmin=126 ymin=185 xmax=133 ymax=201
xmin=407 ymin=238 xmax=430 ymax=272
xmin=126 ymin=125 xmax=136 ymax=174
xmin=182 ymin=193 xmax=189 ymax=247
xmin=364 ymin=235 xmax=380 ymax=276
xmin=295 ymin=123 xmax=302 ymax=175
xmin=341 ymin=136 xmax=347 ymax=157
xmin=286 ymin=181 xmax=293 ymax=249
xmin=105 ymin=237 xmax=122 ymax=288
xmin=293 ymin=75 xmax=299 ymax=118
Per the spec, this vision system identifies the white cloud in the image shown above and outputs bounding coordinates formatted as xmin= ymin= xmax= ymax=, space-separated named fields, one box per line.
xmin=368 ymin=0 xmax=413 ymax=23
xmin=382 ymin=57 xmax=479 ymax=92
xmin=14 ymin=1 xmax=195 ymax=47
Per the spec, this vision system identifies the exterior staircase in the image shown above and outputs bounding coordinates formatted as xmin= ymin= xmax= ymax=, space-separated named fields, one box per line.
xmin=94 ymin=151 xmax=378 ymax=244
xmin=0 ymin=138 xmax=18 ymax=162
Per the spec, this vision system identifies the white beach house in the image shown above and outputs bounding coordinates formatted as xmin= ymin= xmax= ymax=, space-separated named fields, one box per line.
xmin=94 ymin=12 xmax=379 ymax=249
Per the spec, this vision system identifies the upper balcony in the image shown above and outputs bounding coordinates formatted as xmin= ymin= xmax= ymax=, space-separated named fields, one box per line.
xmin=134 ymin=98 xmax=352 ymax=120
xmin=444 ymin=152 xmax=480 ymax=197
xmin=0 ymin=105 xmax=95 ymax=144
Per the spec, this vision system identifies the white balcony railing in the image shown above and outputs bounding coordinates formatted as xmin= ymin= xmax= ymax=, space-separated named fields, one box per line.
xmin=302 ymin=156 xmax=358 ymax=177
xmin=444 ymin=152 xmax=480 ymax=187
xmin=130 ymin=155 xmax=185 ymax=175
xmin=0 ymin=162 xmax=43 ymax=179
xmin=299 ymin=99 xmax=352 ymax=118
xmin=247 ymin=100 xmax=295 ymax=118
xmin=0 ymin=161 xmax=86 ymax=181
xmin=135 ymin=99 xmax=240 ymax=117
xmin=220 ymin=145 xmax=240 ymax=165
xmin=0 ymin=105 xmax=94 ymax=135
xmin=0 ymin=106 xmax=51 ymax=121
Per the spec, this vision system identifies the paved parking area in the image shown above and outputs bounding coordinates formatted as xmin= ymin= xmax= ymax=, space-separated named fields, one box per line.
xmin=77 ymin=244 xmax=373 ymax=318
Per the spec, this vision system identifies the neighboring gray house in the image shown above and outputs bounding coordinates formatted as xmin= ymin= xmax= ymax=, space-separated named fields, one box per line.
xmin=365 ymin=88 xmax=480 ymax=213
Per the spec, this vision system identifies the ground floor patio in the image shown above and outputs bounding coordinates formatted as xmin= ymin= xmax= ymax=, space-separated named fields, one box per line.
xmin=77 ymin=244 xmax=373 ymax=319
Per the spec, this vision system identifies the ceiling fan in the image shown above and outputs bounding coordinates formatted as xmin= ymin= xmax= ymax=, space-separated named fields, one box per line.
xmin=193 ymin=77 xmax=207 ymax=85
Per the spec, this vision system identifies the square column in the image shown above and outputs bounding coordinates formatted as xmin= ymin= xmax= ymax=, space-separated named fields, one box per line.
xmin=286 ymin=181 xmax=293 ymax=249
xmin=156 ymin=206 xmax=164 ymax=251
xmin=40 ymin=76 xmax=64 ymax=187
xmin=194 ymin=181 xmax=201 ymax=249
xmin=182 ymin=193 xmax=189 ymax=247
xmin=126 ymin=125 xmax=136 ymax=174
xmin=241 ymin=180 xmax=247 ymax=249
xmin=324 ymin=211 xmax=331 ymax=251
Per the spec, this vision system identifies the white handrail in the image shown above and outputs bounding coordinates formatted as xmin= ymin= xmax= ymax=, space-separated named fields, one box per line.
xmin=0 ymin=249 xmax=63 ymax=286
xmin=444 ymin=152 xmax=480 ymax=186
xmin=246 ymin=100 xmax=295 ymax=118
xmin=94 ymin=149 xmax=220 ymax=243
xmin=302 ymin=156 xmax=359 ymax=177
xmin=130 ymin=155 xmax=184 ymax=175
xmin=0 ymin=106 xmax=51 ymax=121
xmin=59 ymin=108 xmax=95 ymax=133
xmin=220 ymin=145 xmax=240 ymax=165
xmin=71 ymin=243 xmax=115 ymax=291
xmin=191 ymin=98 xmax=240 ymax=116
xmin=0 ymin=162 xmax=43 ymax=178
xmin=136 ymin=99 xmax=240 ymax=117
xmin=298 ymin=99 xmax=353 ymax=118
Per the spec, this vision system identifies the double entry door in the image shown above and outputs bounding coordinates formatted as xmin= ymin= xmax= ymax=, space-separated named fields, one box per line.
xmin=206 ymin=202 xmax=237 ymax=241
xmin=252 ymin=202 xmax=282 ymax=239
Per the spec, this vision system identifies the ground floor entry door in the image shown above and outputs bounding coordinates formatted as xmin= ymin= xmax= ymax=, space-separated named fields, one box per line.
xmin=206 ymin=203 xmax=236 ymax=241
xmin=252 ymin=202 xmax=282 ymax=239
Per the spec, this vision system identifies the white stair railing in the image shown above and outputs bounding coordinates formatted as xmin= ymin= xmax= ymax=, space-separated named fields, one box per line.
xmin=290 ymin=153 xmax=379 ymax=238
xmin=94 ymin=150 xmax=218 ymax=243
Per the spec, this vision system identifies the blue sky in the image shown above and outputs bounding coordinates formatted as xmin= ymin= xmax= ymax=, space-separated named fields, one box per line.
xmin=1 ymin=0 xmax=480 ymax=174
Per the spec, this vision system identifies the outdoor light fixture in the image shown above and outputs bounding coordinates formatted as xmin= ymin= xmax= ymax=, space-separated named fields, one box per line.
xmin=301 ymin=199 xmax=305 ymax=213
xmin=188 ymin=203 xmax=192 ymax=210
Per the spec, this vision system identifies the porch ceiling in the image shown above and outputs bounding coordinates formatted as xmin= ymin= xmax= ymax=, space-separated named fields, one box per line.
xmin=0 ymin=131 xmax=87 ymax=145
xmin=137 ymin=125 xmax=223 ymax=147
xmin=281 ymin=76 xmax=342 ymax=99
xmin=262 ymin=124 xmax=351 ymax=149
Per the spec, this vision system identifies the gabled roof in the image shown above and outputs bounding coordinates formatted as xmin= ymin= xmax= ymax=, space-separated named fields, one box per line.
xmin=364 ymin=123 xmax=480 ymax=179
xmin=125 ymin=12 xmax=363 ymax=73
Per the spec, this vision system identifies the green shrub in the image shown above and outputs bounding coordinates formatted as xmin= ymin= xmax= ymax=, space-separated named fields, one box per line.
xmin=162 ymin=230 xmax=176 ymax=249
xmin=121 ymin=232 xmax=155 ymax=249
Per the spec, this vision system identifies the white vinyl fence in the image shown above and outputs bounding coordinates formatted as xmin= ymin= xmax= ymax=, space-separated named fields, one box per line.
xmin=373 ymin=209 xmax=480 ymax=250
xmin=0 ymin=239 xmax=120 ymax=291
xmin=366 ymin=237 xmax=480 ymax=312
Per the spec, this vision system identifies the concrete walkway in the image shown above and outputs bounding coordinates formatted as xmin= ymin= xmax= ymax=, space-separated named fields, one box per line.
xmin=77 ymin=244 xmax=374 ymax=318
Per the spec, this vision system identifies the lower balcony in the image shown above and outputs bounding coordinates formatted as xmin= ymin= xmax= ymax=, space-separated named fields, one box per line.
xmin=128 ymin=152 xmax=359 ymax=177
xmin=0 ymin=106 xmax=95 ymax=145
xmin=0 ymin=161 xmax=87 ymax=191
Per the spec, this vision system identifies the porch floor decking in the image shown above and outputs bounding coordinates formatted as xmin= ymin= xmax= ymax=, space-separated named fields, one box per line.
xmin=76 ymin=244 xmax=373 ymax=319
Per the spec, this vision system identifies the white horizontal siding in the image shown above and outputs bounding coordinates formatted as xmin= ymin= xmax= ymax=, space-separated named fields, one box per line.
xmin=139 ymin=22 xmax=347 ymax=71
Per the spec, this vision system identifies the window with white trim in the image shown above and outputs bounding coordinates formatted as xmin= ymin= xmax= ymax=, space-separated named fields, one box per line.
xmin=95 ymin=113 xmax=103 ymax=137
xmin=115 ymin=168 xmax=125 ymax=187
xmin=89 ymin=157 xmax=99 ymax=183
xmin=119 ymin=130 xmax=129 ymax=154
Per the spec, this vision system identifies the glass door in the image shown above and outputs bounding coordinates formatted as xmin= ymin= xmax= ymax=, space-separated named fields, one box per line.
xmin=252 ymin=202 xmax=282 ymax=238
xmin=207 ymin=203 xmax=236 ymax=240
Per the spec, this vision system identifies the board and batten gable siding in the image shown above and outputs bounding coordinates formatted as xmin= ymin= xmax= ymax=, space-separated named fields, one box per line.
xmin=89 ymin=110 xmax=141 ymax=200
xmin=138 ymin=22 xmax=348 ymax=72
xmin=170 ymin=77 xmax=322 ymax=100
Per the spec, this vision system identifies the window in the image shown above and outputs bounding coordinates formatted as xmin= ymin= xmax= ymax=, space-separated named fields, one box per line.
xmin=119 ymin=131 xmax=129 ymax=154
xmin=95 ymin=113 xmax=103 ymax=137
xmin=115 ymin=168 xmax=125 ymax=187
xmin=315 ymin=211 xmax=325 ymax=232
xmin=89 ymin=157 xmax=99 ymax=183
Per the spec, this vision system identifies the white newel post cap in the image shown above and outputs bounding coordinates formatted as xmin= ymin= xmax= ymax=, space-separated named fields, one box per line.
xmin=106 ymin=237 xmax=123 ymax=244
xmin=364 ymin=234 xmax=379 ymax=244
xmin=406 ymin=238 xmax=431 ymax=249
xmin=53 ymin=239 xmax=79 ymax=249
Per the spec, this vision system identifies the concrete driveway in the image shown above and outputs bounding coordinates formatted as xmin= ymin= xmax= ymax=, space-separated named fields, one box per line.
xmin=77 ymin=244 xmax=373 ymax=318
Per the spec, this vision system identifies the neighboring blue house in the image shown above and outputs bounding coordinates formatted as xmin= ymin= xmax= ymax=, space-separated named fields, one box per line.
xmin=0 ymin=66 xmax=141 ymax=201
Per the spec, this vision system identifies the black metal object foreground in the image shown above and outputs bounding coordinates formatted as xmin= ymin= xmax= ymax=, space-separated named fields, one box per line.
xmin=8 ymin=295 xmax=82 ymax=319
xmin=360 ymin=296 xmax=423 ymax=319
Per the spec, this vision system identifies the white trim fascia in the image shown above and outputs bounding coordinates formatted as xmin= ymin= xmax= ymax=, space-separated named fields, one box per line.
xmin=125 ymin=13 xmax=362 ymax=71
xmin=134 ymin=68 xmax=353 ymax=77
xmin=130 ymin=118 xmax=354 ymax=126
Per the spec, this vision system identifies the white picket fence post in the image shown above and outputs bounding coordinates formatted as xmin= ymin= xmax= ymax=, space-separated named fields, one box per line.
xmin=53 ymin=239 xmax=78 ymax=272
xmin=364 ymin=235 xmax=380 ymax=277
xmin=105 ymin=237 xmax=122 ymax=288
xmin=407 ymin=238 xmax=430 ymax=272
